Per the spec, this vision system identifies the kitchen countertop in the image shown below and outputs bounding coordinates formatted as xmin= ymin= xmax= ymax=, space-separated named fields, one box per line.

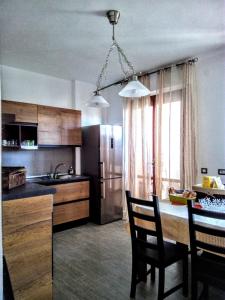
xmin=27 ymin=175 xmax=90 ymax=185
xmin=2 ymin=182 xmax=56 ymax=201
xmin=2 ymin=175 xmax=90 ymax=201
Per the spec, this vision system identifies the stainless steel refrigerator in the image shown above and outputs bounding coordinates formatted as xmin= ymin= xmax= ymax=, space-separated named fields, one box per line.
xmin=81 ymin=125 xmax=123 ymax=224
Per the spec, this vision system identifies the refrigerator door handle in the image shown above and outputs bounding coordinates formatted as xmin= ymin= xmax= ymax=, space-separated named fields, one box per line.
xmin=101 ymin=181 xmax=106 ymax=199
xmin=99 ymin=161 xmax=106 ymax=179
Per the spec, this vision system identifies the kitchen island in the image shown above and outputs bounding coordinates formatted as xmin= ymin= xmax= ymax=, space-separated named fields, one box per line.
xmin=2 ymin=183 xmax=56 ymax=300
xmin=2 ymin=176 xmax=90 ymax=299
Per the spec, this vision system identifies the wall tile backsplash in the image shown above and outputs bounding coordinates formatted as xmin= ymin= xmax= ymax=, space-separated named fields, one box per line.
xmin=2 ymin=147 xmax=75 ymax=176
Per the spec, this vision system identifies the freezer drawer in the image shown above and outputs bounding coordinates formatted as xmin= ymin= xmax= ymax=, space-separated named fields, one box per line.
xmin=100 ymin=178 xmax=122 ymax=224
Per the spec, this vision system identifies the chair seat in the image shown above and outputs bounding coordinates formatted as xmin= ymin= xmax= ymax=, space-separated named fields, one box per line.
xmin=195 ymin=251 xmax=225 ymax=289
xmin=137 ymin=240 xmax=187 ymax=267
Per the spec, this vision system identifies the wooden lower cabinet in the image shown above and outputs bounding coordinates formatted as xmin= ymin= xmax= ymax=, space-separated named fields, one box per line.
xmin=52 ymin=181 xmax=89 ymax=205
xmin=52 ymin=180 xmax=90 ymax=225
xmin=53 ymin=200 xmax=89 ymax=225
xmin=3 ymin=194 xmax=53 ymax=300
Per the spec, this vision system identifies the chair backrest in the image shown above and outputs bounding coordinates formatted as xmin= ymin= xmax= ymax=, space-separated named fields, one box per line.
xmin=125 ymin=190 xmax=164 ymax=259
xmin=187 ymin=200 xmax=225 ymax=257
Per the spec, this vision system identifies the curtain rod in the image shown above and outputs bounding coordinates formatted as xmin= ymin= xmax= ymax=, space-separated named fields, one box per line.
xmin=98 ymin=57 xmax=198 ymax=92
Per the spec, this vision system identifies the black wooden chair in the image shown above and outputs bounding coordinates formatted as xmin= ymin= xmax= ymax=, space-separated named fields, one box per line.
xmin=126 ymin=190 xmax=188 ymax=300
xmin=187 ymin=200 xmax=225 ymax=300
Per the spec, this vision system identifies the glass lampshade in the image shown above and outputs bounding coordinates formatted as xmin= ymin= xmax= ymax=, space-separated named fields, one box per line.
xmin=119 ymin=75 xmax=150 ymax=98
xmin=86 ymin=92 xmax=110 ymax=108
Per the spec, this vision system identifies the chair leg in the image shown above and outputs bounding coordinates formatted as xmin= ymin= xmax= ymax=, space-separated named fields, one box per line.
xmin=182 ymin=256 xmax=188 ymax=297
xmin=191 ymin=274 xmax=198 ymax=300
xmin=200 ymin=283 xmax=209 ymax=300
xmin=158 ymin=268 xmax=165 ymax=300
xmin=130 ymin=259 xmax=138 ymax=298
xmin=151 ymin=265 xmax=155 ymax=283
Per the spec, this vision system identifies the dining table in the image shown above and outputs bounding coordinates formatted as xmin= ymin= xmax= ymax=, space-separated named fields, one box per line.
xmin=135 ymin=200 xmax=225 ymax=248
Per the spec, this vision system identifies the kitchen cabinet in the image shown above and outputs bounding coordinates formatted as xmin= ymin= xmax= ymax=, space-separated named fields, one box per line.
xmin=38 ymin=105 xmax=82 ymax=146
xmin=54 ymin=200 xmax=89 ymax=225
xmin=38 ymin=105 xmax=61 ymax=145
xmin=3 ymin=194 xmax=53 ymax=300
xmin=2 ymin=123 xmax=38 ymax=149
xmin=2 ymin=100 xmax=38 ymax=123
xmin=1 ymin=100 xmax=82 ymax=147
xmin=61 ymin=110 xmax=81 ymax=145
xmin=52 ymin=181 xmax=90 ymax=225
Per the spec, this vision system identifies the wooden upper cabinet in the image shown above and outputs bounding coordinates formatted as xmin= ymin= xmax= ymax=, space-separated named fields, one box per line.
xmin=61 ymin=110 xmax=81 ymax=145
xmin=38 ymin=105 xmax=61 ymax=145
xmin=2 ymin=100 xmax=38 ymax=123
xmin=1 ymin=100 xmax=82 ymax=146
xmin=38 ymin=105 xmax=82 ymax=146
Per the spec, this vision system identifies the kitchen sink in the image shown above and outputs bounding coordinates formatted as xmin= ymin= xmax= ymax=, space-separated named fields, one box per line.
xmin=39 ymin=174 xmax=73 ymax=180
xmin=28 ymin=174 xmax=85 ymax=186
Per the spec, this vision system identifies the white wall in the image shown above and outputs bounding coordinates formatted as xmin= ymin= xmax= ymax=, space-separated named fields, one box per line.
xmin=101 ymin=85 xmax=123 ymax=125
xmin=1 ymin=65 xmax=73 ymax=108
xmin=1 ymin=65 xmax=103 ymax=126
xmin=74 ymin=80 xmax=101 ymax=126
xmin=102 ymin=49 xmax=225 ymax=183
xmin=196 ymin=49 xmax=225 ymax=181
xmin=72 ymin=79 xmax=102 ymax=174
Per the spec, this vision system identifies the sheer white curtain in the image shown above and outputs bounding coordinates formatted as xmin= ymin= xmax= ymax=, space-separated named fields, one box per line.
xmin=155 ymin=66 xmax=183 ymax=198
xmin=154 ymin=63 xmax=198 ymax=198
xmin=123 ymin=76 xmax=153 ymax=219
xmin=123 ymin=63 xmax=198 ymax=217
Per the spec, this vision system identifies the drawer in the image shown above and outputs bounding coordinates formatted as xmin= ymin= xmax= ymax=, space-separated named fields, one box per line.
xmin=52 ymin=181 xmax=89 ymax=204
xmin=53 ymin=200 xmax=89 ymax=225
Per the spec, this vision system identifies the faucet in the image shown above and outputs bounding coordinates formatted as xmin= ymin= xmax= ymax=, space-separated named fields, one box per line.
xmin=53 ymin=163 xmax=65 ymax=179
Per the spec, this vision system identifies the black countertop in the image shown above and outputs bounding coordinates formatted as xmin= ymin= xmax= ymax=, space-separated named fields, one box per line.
xmin=2 ymin=182 xmax=56 ymax=201
xmin=2 ymin=175 xmax=90 ymax=201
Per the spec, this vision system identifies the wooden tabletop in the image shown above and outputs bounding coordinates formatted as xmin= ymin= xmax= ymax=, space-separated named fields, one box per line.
xmin=136 ymin=201 xmax=225 ymax=246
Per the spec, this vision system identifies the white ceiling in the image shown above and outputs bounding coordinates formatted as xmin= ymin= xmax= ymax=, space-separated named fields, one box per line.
xmin=0 ymin=0 xmax=224 ymax=85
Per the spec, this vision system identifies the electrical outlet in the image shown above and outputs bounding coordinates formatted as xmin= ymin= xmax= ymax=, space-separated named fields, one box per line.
xmin=218 ymin=169 xmax=225 ymax=175
xmin=201 ymin=168 xmax=208 ymax=174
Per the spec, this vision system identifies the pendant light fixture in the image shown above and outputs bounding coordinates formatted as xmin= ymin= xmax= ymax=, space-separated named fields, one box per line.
xmin=87 ymin=10 xmax=151 ymax=108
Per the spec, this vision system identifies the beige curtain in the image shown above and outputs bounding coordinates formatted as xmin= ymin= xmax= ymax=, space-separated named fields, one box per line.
xmin=123 ymin=63 xmax=198 ymax=217
xmin=180 ymin=63 xmax=198 ymax=189
xmin=123 ymin=75 xmax=153 ymax=219
xmin=155 ymin=63 xmax=198 ymax=198
xmin=155 ymin=66 xmax=184 ymax=198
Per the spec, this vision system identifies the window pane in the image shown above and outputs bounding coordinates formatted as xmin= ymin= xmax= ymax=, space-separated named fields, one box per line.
xmin=161 ymin=91 xmax=181 ymax=199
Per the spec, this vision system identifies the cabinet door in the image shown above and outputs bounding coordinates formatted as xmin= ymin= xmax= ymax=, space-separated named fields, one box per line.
xmin=52 ymin=181 xmax=89 ymax=204
xmin=2 ymin=100 xmax=38 ymax=123
xmin=3 ymin=195 xmax=53 ymax=299
xmin=53 ymin=200 xmax=89 ymax=225
xmin=61 ymin=110 xmax=81 ymax=145
xmin=38 ymin=105 xmax=61 ymax=145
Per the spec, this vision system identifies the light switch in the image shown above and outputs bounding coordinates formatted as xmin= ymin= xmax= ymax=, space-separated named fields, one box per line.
xmin=201 ymin=168 xmax=208 ymax=174
xmin=218 ymin=169 xmax=225 ymax=175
